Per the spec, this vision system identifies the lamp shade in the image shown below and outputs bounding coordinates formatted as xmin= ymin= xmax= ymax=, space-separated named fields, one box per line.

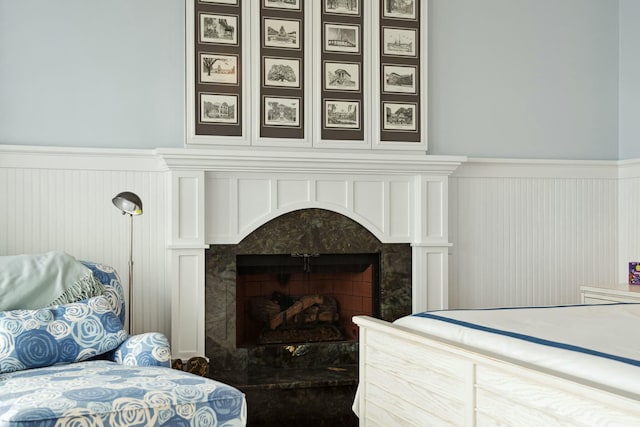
xmin=112 ymin=192 xmax=143 ymax=216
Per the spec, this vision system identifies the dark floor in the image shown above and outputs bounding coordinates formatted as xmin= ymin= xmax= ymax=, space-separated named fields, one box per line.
xmin=244 ymin=380 xmax=359 ymax=426
xmin=213 ymin=364 xmax=359 ymax=426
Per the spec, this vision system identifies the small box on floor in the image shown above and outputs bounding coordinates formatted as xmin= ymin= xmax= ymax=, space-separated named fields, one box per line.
xmin=629 ymin=262 xmax=640 ymax=285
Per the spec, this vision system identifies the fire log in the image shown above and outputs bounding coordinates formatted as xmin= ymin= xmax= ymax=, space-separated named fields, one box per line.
xmin=269 ymin=295 xmax=324 ymax=329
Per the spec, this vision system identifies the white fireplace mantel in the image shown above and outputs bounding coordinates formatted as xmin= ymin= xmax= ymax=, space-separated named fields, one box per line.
xmin=159 ymin=147 xmax=466 ymax=360
xmin=156 ymin=147 xmax=464 ymax=175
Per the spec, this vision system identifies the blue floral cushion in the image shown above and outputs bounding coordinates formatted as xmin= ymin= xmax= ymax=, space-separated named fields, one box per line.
xmin=0 ymin=295 xmax=127 ymax=374
xmin=0 ymin=360 xmax=247 ymax=427
xmin=81 ymin=262 xmax=125 ymax=325
xmin=112 ymin=332 xmax=172 ymax=367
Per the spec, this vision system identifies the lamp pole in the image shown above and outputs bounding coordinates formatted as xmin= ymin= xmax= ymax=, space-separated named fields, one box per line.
xmin=128 ymin=213 xmax=134 ymax=334
xmin=112 ymin=191 xmax=143 ymax=336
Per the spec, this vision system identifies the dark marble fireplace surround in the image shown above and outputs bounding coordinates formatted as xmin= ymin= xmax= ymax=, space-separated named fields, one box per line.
xmin=205 ymin=208 xmax=411 ymax=425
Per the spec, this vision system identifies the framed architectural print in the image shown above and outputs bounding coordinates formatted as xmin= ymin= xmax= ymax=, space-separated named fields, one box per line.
xmin=382 ymin=0 xmax=416 ymax=20
xmin=324 ymin=23 xmax=360 ymax=54
xmin=200 ymin=93 xmax=238 ymax=124
xmin=382 ymin=64 xmax=416 ymax=94
xmin=382 ymin=27 xmax=416 ymax=57
xmin=264 ymin=0 xmax=301 ymax=10
xmin=200 ymin=54 xmax=238 ymax=85
xmin=263 ymin=57 xmax=301 ymax=88
xmin=200 ymin=0 xmax=238 ymax=4
xmin=324 ymin=0 xmax=360 ymax=16
xmin=324 ymin=61 xmax=360 ymax=92
xmin=325 ymin=100 xmax=360 ymax=129
xmin=199 ymin=14 xmax=239 ymax=45
xmin=263 ymin=18 xmax=301 ymax=50
xmin=382 ymin=102 xmax=417 ymax=132
xmin=264 ymin=96 xmax=301 ymax=128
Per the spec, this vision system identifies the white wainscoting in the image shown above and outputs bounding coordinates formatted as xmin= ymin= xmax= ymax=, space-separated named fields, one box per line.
xmin=618 ymin=159 xmax=640 ymax=283
xmin=449 ymin=158 xmax=620 ymax=309
xmin=0 ymin=146 xmax=170 ymax=338
xmin=2 ymin=145 xmax=640 ymax=358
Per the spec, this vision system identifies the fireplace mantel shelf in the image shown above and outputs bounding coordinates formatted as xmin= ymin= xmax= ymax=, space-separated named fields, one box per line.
xmin=156 ymin=147 xmax=466 ymax=175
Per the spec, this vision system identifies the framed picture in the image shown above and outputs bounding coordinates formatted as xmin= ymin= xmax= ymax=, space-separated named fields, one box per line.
xmin=200 ymin=14 xmax=238 ymax=45
xmin=200 ymin=93 xmax=238 ymax=124
xmin=263 ymin=57 xmax=301 ymax=88
xmin=382 ymin=64 xmax=416 ymax=94
xmin=264 ymin=0 xmax=301 ymax=10
xmin=324 ymin=23 xmax=360 ymax=54
xmin=324 ymin=0 xmax=360 ymax=16
xmin=382 ymin=27 xmax=416 ymax=57
xmin=200 ymin=54 xmax=238 ymax=85
xmin=263 ymin=18 xmax=301 ymax=50
xmin=382 ymin=102 xmax=417 ymax=131
xmin=324 ymin=61 xmax=360 ymax=92
xmin=264 ymin=96 xmax=301 ymax=127
xmin=325 ymin=100 xmax=360 ymax=129
xmin=382 ymin=0 xmax=416 ymax=20
xmin=200 ymin=0 xmax=238 ymax=4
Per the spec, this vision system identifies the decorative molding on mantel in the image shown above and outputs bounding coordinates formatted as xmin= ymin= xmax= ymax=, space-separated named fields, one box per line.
xmin=0 ymin=144 xmax=161 ymax=171
xmin=155 ymin=148 xmax=467 ymax=175
xmin=454 ymin=157 xmax=620 ymax=179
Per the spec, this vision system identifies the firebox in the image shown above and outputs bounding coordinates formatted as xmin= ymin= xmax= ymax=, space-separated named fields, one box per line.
xmin=236 ymin=252 xmax=380 ymax=347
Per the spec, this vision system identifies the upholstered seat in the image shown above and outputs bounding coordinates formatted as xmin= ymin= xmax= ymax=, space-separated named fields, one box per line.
xmin=0 ymin=360 xmax=246 ymax=426
xmin=0 ymin=256 xmax=247 ymax=426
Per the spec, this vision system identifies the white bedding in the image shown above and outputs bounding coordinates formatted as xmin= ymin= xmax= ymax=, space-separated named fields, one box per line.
xmin=394 ymin=303 xmax=640 ymax=396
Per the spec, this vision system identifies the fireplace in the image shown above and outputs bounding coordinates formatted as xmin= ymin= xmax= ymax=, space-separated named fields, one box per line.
xmin=199 ymin=208 xmax=411 ymax=424
xmin=236 ymin=252 xmax=380 ymax=347
xmin=204 ymin=209 xmax=412 ymax=361
xmin=163 ymin=148 xmax=462 ymax=363
xmin=163 ymin=149 xmax=463 ymax=425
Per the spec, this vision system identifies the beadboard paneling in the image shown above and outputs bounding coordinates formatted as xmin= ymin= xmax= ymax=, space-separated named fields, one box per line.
xmin=0 ymin=158 xmax=169 ymax=338
xmin=618 ymin=160 xmax=640 ymax=283
xmin=449 ymin=160 xmax=619 ymax=308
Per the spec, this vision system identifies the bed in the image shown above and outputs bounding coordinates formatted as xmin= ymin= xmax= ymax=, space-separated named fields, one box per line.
xmin=353 ymin=303 xmax=640 ymax=426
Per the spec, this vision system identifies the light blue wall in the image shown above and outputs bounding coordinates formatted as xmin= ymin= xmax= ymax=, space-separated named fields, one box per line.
xmin=0 ymin=0 xmax=185 ymax=148
xmin=0 ymin=0 xmax=628 ymax=159
xmin=619 ymin=0 xmax=640 ymax=160
xmin=428 ymin=0 xmax=619 ymax=160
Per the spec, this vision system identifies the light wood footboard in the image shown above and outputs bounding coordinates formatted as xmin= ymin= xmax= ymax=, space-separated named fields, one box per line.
xmin=353 ymin=316 xmax=640 ymax=427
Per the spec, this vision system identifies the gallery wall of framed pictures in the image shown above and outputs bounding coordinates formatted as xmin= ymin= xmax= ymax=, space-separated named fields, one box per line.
xmin=194 ymin=0 xmax=243 ymax=137
xmin=187 ymin=0 xmax=426 ymax=150
xmin=320 ymin=0 xmax=364 ymax=141
xmin=379 ymin=0 xmax=420 ymax=143
xmin=260 ymin=0 xmax=304 ymax=139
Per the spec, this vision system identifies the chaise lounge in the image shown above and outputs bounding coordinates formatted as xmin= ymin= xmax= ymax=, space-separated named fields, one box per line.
xmin=0 ymin=252 xmax=247 ymax=426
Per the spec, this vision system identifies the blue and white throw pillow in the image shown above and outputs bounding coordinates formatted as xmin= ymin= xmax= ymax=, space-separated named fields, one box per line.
xmin=0 ymin=295 xmax=127 ymax=374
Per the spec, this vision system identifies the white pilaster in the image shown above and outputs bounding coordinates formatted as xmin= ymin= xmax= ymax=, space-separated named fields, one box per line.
xmin=411 ymin=175 xmax=452 ymax=312
xmin=168 ymin=170 xmax=208 ymax=360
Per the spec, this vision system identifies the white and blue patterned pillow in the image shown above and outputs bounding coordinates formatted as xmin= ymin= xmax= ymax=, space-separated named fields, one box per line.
xmin=0 ymin=295 xmax=127 ymax=374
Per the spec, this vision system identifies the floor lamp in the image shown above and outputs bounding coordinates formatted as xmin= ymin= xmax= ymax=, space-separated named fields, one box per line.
xmin=112 ymin=191 xmax=143 ymax=334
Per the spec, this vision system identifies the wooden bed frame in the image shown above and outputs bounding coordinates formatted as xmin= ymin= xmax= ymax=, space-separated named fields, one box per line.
xmin=353 ymin=316 xmax=640 ymax=426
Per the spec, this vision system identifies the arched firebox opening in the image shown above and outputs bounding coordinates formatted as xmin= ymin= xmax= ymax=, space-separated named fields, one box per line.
xmin=205 ymin=208 xmax=411 ymax=353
